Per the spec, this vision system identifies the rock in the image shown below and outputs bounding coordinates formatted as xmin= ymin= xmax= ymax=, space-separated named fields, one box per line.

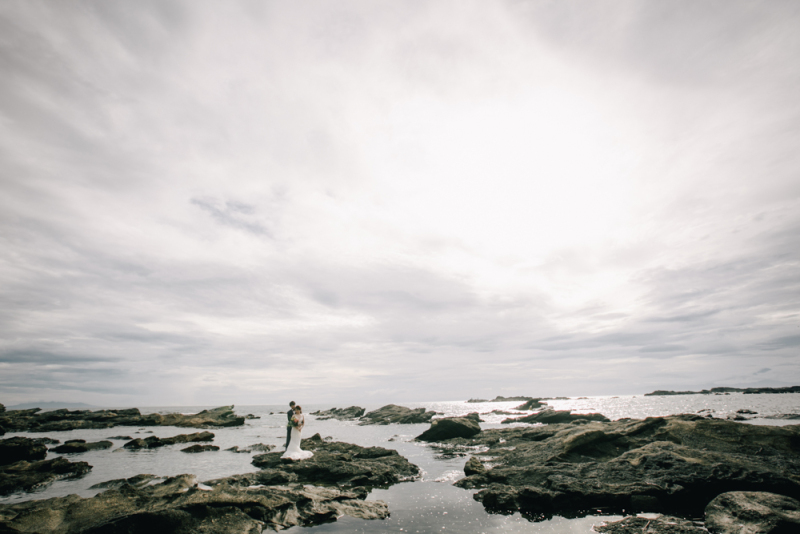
xmin=244 ymin=413 xmax=260 ymax=419
xmin=464 ymin=457 xmax=485 ymax=476
xmin=32 ymin=437 xmax=60 ymax=445
xmin=0 ymin=473 xmax=389 ymax=532
xmin=737 ymin=409 xmax=758 ymax=415
xmin=107 ymin=435 xmax=132 ymax=440
xmin=0 ymin=403 xmax=4 ymax=413
xmin=467 ymin=396 xmax=534 ymax=403
xmin=181 ymin=444 xmax=219 ymax=453
xmin=226 ymin=443 xmax=275 ymax=453
xmin=248 ymin=435 xmax=420 ymax=487
xmin=514 ymin=399 xmax=546 ymax=410
xmin=463 ymin=412 xmax=484 ymax=422
xmin=416 ymin=417 xmax=482 ymax=442
xmin=52 ymin=440 xmax=113 ymax=454
xmin=0 ymin=437 xmax=47 ymax=465
xmin=123 ymin=431 xmax=214 ymax=450
xmin=452 ymin=414 xmax=800 ymax=518
xmin=501 ymin=408 xmax=609 ymax=424
xmin=0 ymin=457 xmax=91 ymax=495
xmin=594 ymin=515 xmax=706 ymax=533
xmin=705 ymin=491 xmax=800 ymax=533
xmin=0 ymin=405 xmax=245 ymax=432
xmin=359 ymin=404 xmax=436 ymax=425
xmin=765 ymin=414 xmax=800 ymax=420
xmin=311 ymin=406 xmax=366 ymax=420
xmin=645 ymin=386 xmax=800 ymax=396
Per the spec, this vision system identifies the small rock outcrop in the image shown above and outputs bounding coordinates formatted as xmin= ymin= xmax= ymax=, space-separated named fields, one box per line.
xmin=0 ymin=457 xmax=91 ymax=495
xmin=0 ymin=437 xmax=47 ymax=465
xmin=0 ymin=473 xmax=389 ymax=532
xmin=247 ymin=434 xmax=420 ymax=487
xmin=311 ymin=406 xmax=366 ymax=420
xmin=464 ymin=456 xmax=485 ymax=476
xmin=0 ymin=405 xmax=245 ymax=433
xmin=123 ymin=431 xmax=214 ymax=450
xmin=514 ymin=399 xmax=546 ymax=410
xmin=501 ymin=408 xmax=609 ymax=424
xmin=416 ymin=417 xmax=481 ymax=442
xmin=181 ymin=444 xmax=219 ymax=453
xmin=51 ymin=439 xmax=113 ymax=454
xmin=705 ymin=491 xmax=800 ymax=533
xmin=467 ymin=396 xmax=534 ymax=403
xmin=359 ymin=404 xmax=436 ymax=425
xmin=594 ymin=515 xmax=706 ymax=533
xmin=226 ymin=443 xmax=275 ymax=453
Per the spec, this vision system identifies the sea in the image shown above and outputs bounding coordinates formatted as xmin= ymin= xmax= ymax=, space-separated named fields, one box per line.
xmin=3 ymin=393 xmax=800 ymax=533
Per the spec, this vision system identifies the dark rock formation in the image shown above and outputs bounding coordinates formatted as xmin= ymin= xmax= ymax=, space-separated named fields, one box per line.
xmin=463 ymin=412 xmax=484 ymax=422
xmin=311 ymin=406 xmax=366 ymax=420
xmin=467 ymin=396 xmax=534 ymax=403
xmin=501 ymin=408 xmax=609 ymax=424
xmin=0 ymin=473 xmax=389 ymax=532
xmin=51 ymin=440 xmax=113 ymax=454
xmin=106 ymin=435 xmax=132 ymax=440
xmin=181 ymin=444 xmax=219 ymax=453
xmin=416 ymin=417 xmax=481 ymax=442
xmin=765 ymin=414 xmax=800 ymax=420
xmin=705 ymin=491 xmax=800 ymax=533
xmin=595 ymin=515 xmax=706 ymax=533
xmin=226 ymin=443 xmax=275 ymax=453
xmin=514 ymin=399 xmax=546 ymax=410
xmin=244 ymin=413 xmax=260 ymax=419
xmin=645 ymin=386 xmax=800 ymax=396
xmin=123 ymin=431 xmax=214 ymax=450
xmin=0 ymin=405 xmax=245 ymax=433
xmin=464 ymin=456 xmax=485 ymax=476
xmin=0 ymin=457 xmax=91 ymax=495
xmin=248 ymin=433 xmax=420 ymax=487
xmin=359 ymin=404 xmax=436 ymax=425
xmin=0 ymin=437 xmax=47 ymax=465
xmin=450 ymin=414 xmax=800 ymax=518
xmin=32 ymin=437 xmax=59 ymax=445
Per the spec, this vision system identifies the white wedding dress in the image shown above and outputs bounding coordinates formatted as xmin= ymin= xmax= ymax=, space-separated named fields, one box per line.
xmin=281 ymin=414 xmax=313 ymax=461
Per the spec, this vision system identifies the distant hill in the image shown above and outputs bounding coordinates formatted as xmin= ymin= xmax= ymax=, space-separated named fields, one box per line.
xmin=5 ymin=401 xmax=99 ymax=411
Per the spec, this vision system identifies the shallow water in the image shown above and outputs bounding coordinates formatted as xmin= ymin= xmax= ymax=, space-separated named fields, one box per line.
xmin=3 ymin=393 xmax=799 ymax=532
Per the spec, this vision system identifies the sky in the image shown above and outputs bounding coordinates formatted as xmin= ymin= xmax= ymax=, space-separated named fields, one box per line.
xmin=1 ymin=1 xmax=799 ymax=407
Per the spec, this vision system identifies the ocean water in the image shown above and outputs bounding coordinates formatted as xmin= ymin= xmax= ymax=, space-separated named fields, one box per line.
xmin=3 ymin=393 xmax=799 ymax=533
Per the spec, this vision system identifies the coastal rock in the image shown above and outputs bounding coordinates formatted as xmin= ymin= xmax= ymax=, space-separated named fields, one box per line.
xmin=0 ymin=473 xmax=389 ymax=532
xmin=0 ymin=457 xmax=91 ymax=495
xmin=467 ymin=396 xmax=534 ymax=403
xmin=51 ymin=440 xmax=113 ymax=454
xmin=181 ymin=444 xmax=219 ymax=453
xmin=451 ymin=415 xmax=800 ymax=517
xmin=514 ymin=399 xmax=545 ymax=410
xmin=311 ymin=406 xmax=366 ymax=420
xmin=416 ymin=417 xmax=481 ymax=442
xmin=463 ymin=412 xmax=484 ymax=422
xmin=0 ymin=437 xmax=47 ymax=465
xmin=226 ymin=443 xmax=275 ymax=453
xmin=123 ymin=431 xmax=214 ymax=450
xmin=705 ymin=491 xmax=800 ymax=533
xmin=464 ymin=457 xmax=486 ymax=476
xmin=765 ymin=414 xmax=800 ymax=420
xmin=248 ymin=434 xmax=420 ymax=487
xmin=501 ymin=408 xmax=609 ymax=424
xmin=107 ymin=436 xmax=132 ymax=440
xmin=594 ymin=515 xmax=706 ymax=533
xmin=645 ymin=386 xmax=800 ymax=396
xmin=359 ymin=404 xmax=436 ymax=425
xmin=0 ymin=405 xmax=245 ymax=433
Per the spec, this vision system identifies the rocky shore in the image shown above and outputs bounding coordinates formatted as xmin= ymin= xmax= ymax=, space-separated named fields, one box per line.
xmin=645 ymin=385 xmax=800 ymax=396
xmin=1 ymin=437 xmax=91 ymax=496
xmin=0 ymin=405 xmax=245 ymax=433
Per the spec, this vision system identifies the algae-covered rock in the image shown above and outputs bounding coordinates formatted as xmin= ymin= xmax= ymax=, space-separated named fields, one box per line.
xmin=705 ymin=491 xmax=800 ymax=533
xmin=359 ymin=404 xmax=436 ymax=425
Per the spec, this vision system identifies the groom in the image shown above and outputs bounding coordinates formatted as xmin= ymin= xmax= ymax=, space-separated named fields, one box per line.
xmin=285 ymin=401 xmax=296 ymax=451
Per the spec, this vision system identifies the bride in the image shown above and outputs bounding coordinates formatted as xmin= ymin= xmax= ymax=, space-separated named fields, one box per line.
xmin=281 ymin=405 xmax=313 ymax=461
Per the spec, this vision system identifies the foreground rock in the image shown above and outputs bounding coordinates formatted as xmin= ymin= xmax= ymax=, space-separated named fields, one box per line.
xmin=450 ymin=414 xmax=800 ymax=517
xmin=705 ymin=491 xmax=800 ymax=533
xmin=595 ymin=515 xmax=706 ymax=533
xmin=311 ymin=406 xmax=366 ymax=420
xmin=0 ymin=405 xmax=245 ymax=432
xmin=0 ymin=437 xmax=47 ymax=465
xmin=501 ymin=408 xmax=609 ymax=424
xmin=359 ymin=404 xmax=436 ymax=425
xmin=123 ymin=431 xmax=214 ymax=450
xmin=0 ymin=473 xmax=389 ymax=532
xmin=0 ymin=457 xmax=91 ymax=496
xmin=246 ymin=434 xmax=420 ymax=487
xmin=51 ymin=439 xmax=113 ymax=454
xmin=416 ymin=416 xmax=481 ymax=442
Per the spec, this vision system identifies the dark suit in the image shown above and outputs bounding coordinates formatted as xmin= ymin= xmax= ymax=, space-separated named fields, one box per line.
xmin=285 ymin=408 xmax=294 ymax=449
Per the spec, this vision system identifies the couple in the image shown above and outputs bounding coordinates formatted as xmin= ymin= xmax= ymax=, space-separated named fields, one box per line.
xmin=281 ymin=401 xmax=313 ymax=461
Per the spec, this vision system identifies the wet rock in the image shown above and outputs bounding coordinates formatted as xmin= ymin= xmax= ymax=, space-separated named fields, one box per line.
xmin=123 ymin=431 xmax=214 ymax=450
xmin=52 ymin=440 xmax=113 ymax=454
xmin=765 ymin=414 xmax=800 ymax=420
xmin=226 ymin=443 xmax=275 ymax=453
xmin=181 ymin=444 xmax=219 ymax=453
xmin=451 ymin=414 xmax=800 ymax=518
xmin=501 ymin=408 xmax=609 ymax=424
xmin=594 ymin=515 xmax=706 ymax=533
xmin=0 ymin=473 xmax=389 ymax=532
xmin=311 ymin=406 xmax=366 ymax=420
xmin=464 ymin=457 xmax=485 ymax=476
xmin=514 ymin=399 xmax=546 ymax=410
xmin=0 ymin=457 xmax=91 ymax=495
xmin=0 ymin=405 xmax=245 ymax=432
xmin=705 ymin=491 xmax=800 ymax=533
xmin=416 ymin=417 xmax=481 ymax=442
xmin=463 ymin=412 xmax=484 ymax=422
xmin=244 ymin=413 xmax=260 ymax=419
xmin=359 ymin=404 xmax=436 ymax=425
xmin=31 ymin=437 xmax=60 ymax=445
xmin=0 ymin=437 xmax=47 ymax=465
xmin=248 ymin=434 xmax=420 ymax=487
xmin=106 ymin=436 xmax=132 ymax=440
xmin=737 ymin=409 xmax=757 ymax=415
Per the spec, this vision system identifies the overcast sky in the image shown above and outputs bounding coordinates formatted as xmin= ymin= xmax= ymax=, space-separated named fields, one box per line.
xmin=1 ymin=1 xmax=799 ymax=407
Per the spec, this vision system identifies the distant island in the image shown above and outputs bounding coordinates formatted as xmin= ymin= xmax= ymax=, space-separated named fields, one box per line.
xmin=5 ymin=401 xmax=99 ymax=411
xmin=644 ymin=386 xmax=800 ymax=396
